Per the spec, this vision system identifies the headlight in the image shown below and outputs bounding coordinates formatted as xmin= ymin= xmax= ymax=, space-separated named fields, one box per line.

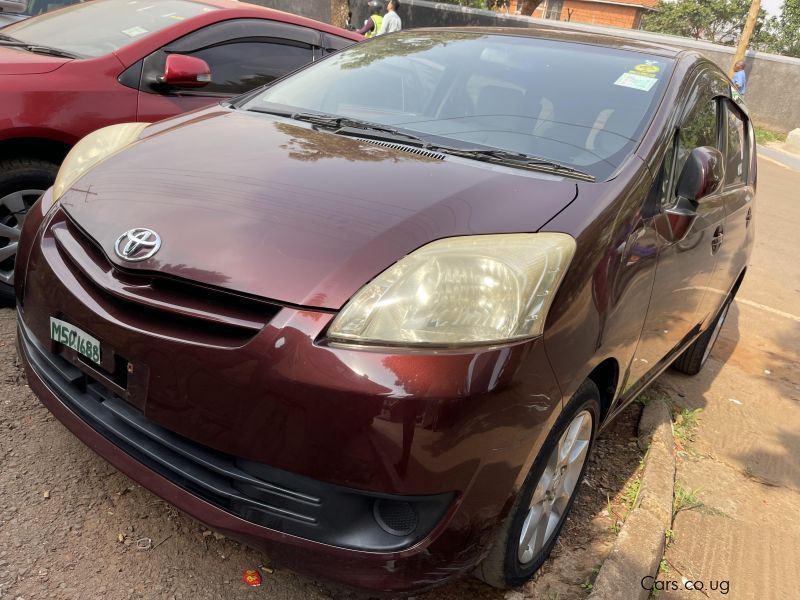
xmin=53 ymin=122 xmax=150 ymax=200
xmin=327 ymin=233 xmax=576 ymax=346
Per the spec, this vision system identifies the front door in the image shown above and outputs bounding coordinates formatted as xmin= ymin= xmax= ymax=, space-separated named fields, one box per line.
xmin=627 ymin=69 xmax=727 ymax=386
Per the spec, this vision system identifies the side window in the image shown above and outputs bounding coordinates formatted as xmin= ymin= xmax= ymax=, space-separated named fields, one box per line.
xmin=723 ymin=100 xmax=748 ymax=187
xmin=186 ymin=41 xmax=314 ymax=95
xmin=138 ymin=19 xmax=323 ymax=96
xmin=675 ymin=98 xmax=718 ymax=181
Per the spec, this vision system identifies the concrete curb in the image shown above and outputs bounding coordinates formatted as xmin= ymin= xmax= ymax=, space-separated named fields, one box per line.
xmin=588 ymin=399 xmax=675 ymax=600
xmin=758 ymin=144 xmax=800 ymax=172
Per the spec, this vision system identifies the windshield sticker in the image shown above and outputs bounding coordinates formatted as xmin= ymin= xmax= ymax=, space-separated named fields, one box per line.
xmin=614 ymin=72 xmax=658 ymax=92
xmin=631 ymin=62 xmax=660 ymax=76
xmin=122 ymin=26 xmax=149 ymax=37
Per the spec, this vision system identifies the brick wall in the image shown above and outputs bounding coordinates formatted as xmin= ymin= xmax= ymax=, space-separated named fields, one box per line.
xmin=509 ymin=0 xmax=643 ymax=29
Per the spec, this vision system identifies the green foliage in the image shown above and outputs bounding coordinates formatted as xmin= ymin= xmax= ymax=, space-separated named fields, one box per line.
xmin=672 ymin=407 xmax=702 ymax=447
xmin=673 ymin=482 xmax=702 ymax=515
xmin=642 ymin=0 xmax=772 ymax=47
xmin=643 ymin=0 xmax=800 ymax=57
xmin=777 ymin=0 xmax=800 ymax=56
xmin=754 ymin=127 xmax=787 ymax=145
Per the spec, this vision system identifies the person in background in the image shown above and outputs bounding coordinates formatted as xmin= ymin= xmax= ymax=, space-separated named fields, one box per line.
xmin=732 ymin=60 xmax=747 ymax=95
xmin=356 ymin=0 xmax=383 ymax=38
xmin=378 ymin=0 xmax=401 ymax=35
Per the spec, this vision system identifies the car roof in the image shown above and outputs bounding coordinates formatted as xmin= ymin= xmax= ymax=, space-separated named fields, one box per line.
xmin=411 ymin=25 xmax=685 ymax=59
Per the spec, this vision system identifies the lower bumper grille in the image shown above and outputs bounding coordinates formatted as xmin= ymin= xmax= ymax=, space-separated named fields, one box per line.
xmin=18 ymin=316 xmax=453 ymax=552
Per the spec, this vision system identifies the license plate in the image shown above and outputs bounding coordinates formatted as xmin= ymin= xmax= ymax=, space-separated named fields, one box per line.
xmin=50 ymin=317 xmax=102 ymax=365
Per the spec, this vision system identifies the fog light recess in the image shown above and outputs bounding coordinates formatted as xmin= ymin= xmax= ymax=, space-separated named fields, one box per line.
xmin=373 ymin=499 xmax=418 ymax=536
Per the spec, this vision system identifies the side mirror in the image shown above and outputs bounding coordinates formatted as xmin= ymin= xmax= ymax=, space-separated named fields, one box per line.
xmin=158 ymin=54 xmax=212 ymax=89
xmin=667 ymin=146 xmax=725 ymax=240
xmin=676 ymin=146 xmax=725 ymax=204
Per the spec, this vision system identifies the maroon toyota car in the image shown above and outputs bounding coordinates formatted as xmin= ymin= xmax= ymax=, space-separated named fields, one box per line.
xmin=0 ymin=0 xmax=360 ymax=301
xmin=14 ymin=27 xmax=755 ymax=592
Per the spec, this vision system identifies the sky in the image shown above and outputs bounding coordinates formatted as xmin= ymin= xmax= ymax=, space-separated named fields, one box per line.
xmin=761 ymin=0 xmax=784 ymax=16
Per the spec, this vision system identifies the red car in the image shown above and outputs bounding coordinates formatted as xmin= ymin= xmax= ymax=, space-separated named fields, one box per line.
xmin=0 ymin=0 xmax=360 ymax=300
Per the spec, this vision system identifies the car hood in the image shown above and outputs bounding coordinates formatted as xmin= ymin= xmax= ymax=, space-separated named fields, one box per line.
xmin=59 ymin=108 xmax=579 ymax=310
xmin=0 ymin=45 xmax=70 ymax=74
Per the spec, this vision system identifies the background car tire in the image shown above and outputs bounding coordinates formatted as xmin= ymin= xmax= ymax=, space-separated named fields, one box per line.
xmin=0 ymin=158 xmax=57 ymax=303
xmin=671 ymin=293 xmax=733 ymax=376
xmin=474 ymin=379 xmax=601 ymax=589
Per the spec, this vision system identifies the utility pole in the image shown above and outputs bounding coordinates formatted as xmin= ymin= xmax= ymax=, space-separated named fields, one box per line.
xmin=730 ymin=0 xmax=761 ymax=77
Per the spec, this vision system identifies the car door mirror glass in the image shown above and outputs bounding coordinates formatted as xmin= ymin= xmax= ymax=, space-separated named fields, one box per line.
xmin=676 ymin=146 xmax=725 ymax=205
xmin=159 ymin=54 xmax=212 ymax=89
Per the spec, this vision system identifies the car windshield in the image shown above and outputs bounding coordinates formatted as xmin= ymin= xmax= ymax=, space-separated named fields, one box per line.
xmin=1 ymin=0 xmax=215 ymax=58
xmin=242 ymin=32 xmax=673 ymax=181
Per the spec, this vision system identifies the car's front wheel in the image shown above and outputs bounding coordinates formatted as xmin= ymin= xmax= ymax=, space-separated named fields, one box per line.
xmin=475 ymin=380 xmax=600 ymax=588
xmin=0 ymin=158 xmax=57 ymax=303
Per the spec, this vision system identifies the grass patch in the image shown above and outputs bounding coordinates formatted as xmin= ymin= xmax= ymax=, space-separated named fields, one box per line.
xmin=673 ymin=482 xmax=702 ymax=516
xmin=755 ymin=127 xmax=787 ymax=145
xmin=672 ymin=407 xmax=702 ymax=447
xmin=606 ymin=476 xmax=644 ymax=535
xmin=606 ymin=495 xmax=621 ymax=534
xmin=665 ymin=528 xmax=675 ymax=546
xmin=622 ymin=476 xmax=642 ymax=511
xmin=579 ymin=567 xmax=601 ymax=593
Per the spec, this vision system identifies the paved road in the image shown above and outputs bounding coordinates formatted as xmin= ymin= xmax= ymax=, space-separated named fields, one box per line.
xmin=659 ymin=156 xmax=800 ymax=599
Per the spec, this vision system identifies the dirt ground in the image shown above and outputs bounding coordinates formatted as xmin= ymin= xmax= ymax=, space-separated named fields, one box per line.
xmin=0 ymin=303 xmax=643 ymax=600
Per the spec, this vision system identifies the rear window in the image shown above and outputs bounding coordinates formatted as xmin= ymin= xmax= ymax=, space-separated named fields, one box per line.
xmin=246 ymin=32 xmax=673 ymax=181
xmin=3 ymin=0 xmax=214 ymax=58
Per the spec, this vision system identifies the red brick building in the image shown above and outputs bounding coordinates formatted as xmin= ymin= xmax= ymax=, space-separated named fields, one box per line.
xmin=506 ymin=0 xmax=659 ymax=30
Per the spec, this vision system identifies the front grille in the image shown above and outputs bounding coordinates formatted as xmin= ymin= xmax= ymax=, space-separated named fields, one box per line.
xmin=19 ymin=318 xmax=453 ymax=552
xmin=44 ymin=210 xmax=280 ymax=345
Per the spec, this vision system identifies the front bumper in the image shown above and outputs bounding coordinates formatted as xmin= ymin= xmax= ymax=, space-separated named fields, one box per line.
xmin=15 ymin=197 xmax=565 ymax=592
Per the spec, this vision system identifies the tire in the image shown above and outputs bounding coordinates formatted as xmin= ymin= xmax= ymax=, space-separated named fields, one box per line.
xmin=671 ymin=294 xmax=733 ymax=376
xmin=0 ymin=158 xmax=58 ymax=303
xmin=474 ymin=380 xmax=601 ymax=589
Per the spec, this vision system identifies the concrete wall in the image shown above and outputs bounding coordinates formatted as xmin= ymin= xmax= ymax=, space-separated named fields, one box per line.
xmin=345 ymin=0 xmax=800 ymax=132
xmin=246 ymin=0 xmax=330 ymax=25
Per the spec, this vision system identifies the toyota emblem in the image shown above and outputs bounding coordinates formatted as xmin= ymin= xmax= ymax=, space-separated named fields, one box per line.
xmin=114 ymin=228 xmax=161 ymax=262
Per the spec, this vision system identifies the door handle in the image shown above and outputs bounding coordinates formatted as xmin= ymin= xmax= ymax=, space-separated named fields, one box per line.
xmin=712 ymin=226 xmax=724 ymax=253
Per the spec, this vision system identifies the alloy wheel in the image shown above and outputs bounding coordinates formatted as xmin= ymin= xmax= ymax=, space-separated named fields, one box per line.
xmin=0 ymin=189 xmax=43 ymax=286
xmin=517 ymin=410 xmax=593 ymax=564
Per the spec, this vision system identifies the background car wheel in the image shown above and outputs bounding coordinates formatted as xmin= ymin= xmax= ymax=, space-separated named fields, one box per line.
xmin=0 ymin=158 xmax=57 ymax=303
xmin=474 ymin=379 xmax=601 ymax=589
xmin=671 ymin=294 xmax=733 ymax=376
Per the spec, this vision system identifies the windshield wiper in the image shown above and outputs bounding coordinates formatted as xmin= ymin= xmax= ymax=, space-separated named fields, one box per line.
xmin=427 ymin=145 xmax=595 ymax=182
xmin=246 ymin=107 xmax=594 ymax=180
xmin=291 ymin=112 xmax=427 ymax=145
xmin=247 ymin=107 xmax=427 ymax=146
xmin=0 ymin=39 xmax=80 ymax=59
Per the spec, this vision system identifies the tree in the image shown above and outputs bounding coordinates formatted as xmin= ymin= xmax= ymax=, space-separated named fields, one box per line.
xmin=777 ymin=0 xmax=800 ymax=56
xmin=642 ymin=0 xmax=771 ymax=47
xmin=517 ymin=0 xmax=545 ymax=13
xmin=331 ymin=0 xmax=349 ymax=28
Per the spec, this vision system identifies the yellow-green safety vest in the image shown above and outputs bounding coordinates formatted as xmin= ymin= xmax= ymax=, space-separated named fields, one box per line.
xmin=366 ymin=14 xmax=382 ymax=38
